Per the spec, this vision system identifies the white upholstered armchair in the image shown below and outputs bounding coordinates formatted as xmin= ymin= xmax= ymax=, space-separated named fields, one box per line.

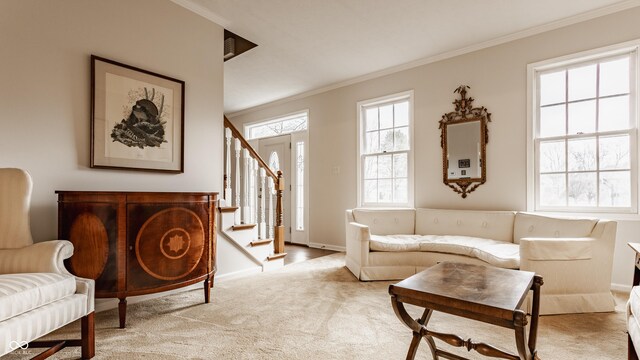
xmin=0 ymin=168 xmax=95 ymax=359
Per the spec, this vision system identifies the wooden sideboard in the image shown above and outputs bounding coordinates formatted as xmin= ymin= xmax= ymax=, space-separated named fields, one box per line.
xmin=57 ymin=191 xmax=217 ymax=328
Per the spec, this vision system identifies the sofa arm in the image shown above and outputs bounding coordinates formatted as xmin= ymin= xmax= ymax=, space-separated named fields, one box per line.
xmin=519 ymin=237 xmax=594 ymax=261
xmin=346 ymin=222 xmax=371 ymax=268
xmin=0 ymin=240 xmax=74 ymax=275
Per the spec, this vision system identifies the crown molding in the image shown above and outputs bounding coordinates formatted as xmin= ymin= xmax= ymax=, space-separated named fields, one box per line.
xmin=226 ymin=0 xmax=640 ymax=118
xmin=170 ymin=0 xmax=230 ymax=28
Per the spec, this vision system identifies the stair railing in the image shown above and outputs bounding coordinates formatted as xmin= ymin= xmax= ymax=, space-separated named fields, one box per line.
xmin=223 ymin=116 xmax=285 ymax=254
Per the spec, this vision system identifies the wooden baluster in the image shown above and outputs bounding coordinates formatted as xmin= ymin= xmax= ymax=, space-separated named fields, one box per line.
xmin=274 ymin=171 xmax=285 ymax=253
xmin=234 ymin=138 xmax=242 ymax=224
xmin=250 ymin=158 xmax=257 ymax=224
xmin=242 ymin=149 xmax=251 ymax=224
xmin=259 ymin=168 xmax=266 ymax=240
xmin=224 ymin=128 xmax=232 ymax=206
xmin=247 ymin=155 xmax=255 ymax=224
xmin=253 ymin=159 xmax=260 ymax=225
xmin=268 ymin=177 xmax=274 ymax=240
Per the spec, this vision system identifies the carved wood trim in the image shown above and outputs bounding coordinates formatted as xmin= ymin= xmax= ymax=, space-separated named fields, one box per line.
xmin=439 ymin=85 xmax=491 ymax=198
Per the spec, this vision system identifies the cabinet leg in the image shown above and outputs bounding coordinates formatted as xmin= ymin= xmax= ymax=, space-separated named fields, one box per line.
xmin=204 ymin=277 xmax=211 ymax=303
xmin=118 ymin=298 xmax=127 ymax=329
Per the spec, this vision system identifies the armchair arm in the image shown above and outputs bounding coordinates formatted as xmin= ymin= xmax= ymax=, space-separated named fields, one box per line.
xmin=519 ymin=237 xmax=594 ymax=261
xmin=0 ymin=240 xmax=73 ymax=275
xmin=75 ymin=277 xmax=95 ymax=313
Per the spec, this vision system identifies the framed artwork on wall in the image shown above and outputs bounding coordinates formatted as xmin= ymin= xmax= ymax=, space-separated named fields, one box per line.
xmin=90 ymin=55 xmax=185 ymax=173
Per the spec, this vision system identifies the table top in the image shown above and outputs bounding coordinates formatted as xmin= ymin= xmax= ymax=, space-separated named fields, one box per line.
xmin=629 ymin=242 xmax=640 ymax=254
xmin=389 ymin=262 xmax=535 ymax=321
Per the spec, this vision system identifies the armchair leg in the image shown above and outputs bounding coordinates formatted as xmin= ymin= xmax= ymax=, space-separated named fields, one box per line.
xmin=81 ymin=312 xmax=95 ymax=359
xmin=28 ymin=312 xmax=95 ymax=359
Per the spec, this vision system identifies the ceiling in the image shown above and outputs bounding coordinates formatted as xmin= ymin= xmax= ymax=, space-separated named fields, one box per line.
xmin=176 ymin=0 xmax=638 ymax=114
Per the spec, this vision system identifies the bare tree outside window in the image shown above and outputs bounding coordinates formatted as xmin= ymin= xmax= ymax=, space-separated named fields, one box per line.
xmin=247 ymin=114 xmax=308 ymax=140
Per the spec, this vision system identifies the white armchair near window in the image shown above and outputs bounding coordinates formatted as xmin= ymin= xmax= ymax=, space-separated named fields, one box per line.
xmin=0 ymin=168 xmax=95 ymax=359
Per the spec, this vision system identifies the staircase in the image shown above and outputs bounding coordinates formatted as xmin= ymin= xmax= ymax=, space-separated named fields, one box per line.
xmin=219 ymin=116 xmax=286 ymax=272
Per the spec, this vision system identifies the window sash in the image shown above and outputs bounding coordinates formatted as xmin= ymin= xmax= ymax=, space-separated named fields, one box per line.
xmin=533 ymin=49 xmax=637 ymax=213
xmin=360 ymin=150 xmax=410 ymax=206
xmin=358 ymin=92 xmax=413 ymax=207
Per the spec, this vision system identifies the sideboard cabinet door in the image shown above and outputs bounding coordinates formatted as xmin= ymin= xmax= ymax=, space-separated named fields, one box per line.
xmin=59 ymin=198 xmax=120 ymax=294
xmin=126 ymin=202 xmax=211 ymax=292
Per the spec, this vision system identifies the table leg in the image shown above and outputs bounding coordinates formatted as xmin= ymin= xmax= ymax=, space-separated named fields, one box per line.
xmin=528 ymin=276 xmax=543 ymax=357
xmin=406 ymin=332 xmax=423 ymax=360
xmin=514 ymin=310 xmax=531 ymax=360
xmin=391 ymin=296 xmax=438 ymax=360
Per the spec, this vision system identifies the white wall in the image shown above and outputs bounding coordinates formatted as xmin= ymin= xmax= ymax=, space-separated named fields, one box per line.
xmin=0 ymin=1 xmax=234 ymax=271
xmin=228 ymin=7 xmax=640 ymax=288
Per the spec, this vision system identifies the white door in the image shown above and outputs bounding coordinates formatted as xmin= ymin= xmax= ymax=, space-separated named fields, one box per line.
xmin=258 ymin=135 xmax=291 ymax=243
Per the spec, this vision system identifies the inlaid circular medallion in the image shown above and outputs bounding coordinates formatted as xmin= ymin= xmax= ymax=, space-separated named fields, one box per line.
xmin=159 ymin=228 xmax=191 ymax=260
xmin=135 ymin=207 xmax=205 ymax=281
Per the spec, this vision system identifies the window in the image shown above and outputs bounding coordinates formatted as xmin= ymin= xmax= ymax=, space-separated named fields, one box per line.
xmin=529 ymin=44 xmax=638 ymax=213
xmin=268 ymin=151 xmax=280 ymax=172
xmin=358 ymin=91 xmax=414 ymax=207
xmin=245 ymin=111 xmax=308 ymax=140
xmin=295 ymin=141 xmax=304 ymax=230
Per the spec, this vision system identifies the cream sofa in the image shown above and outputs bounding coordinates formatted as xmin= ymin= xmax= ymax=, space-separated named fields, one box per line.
xmin=345 ymin=208 xmax=617 ymax=315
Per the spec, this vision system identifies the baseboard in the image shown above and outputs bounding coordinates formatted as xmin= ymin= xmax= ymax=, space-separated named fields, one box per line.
xmin=216 ymin=266 xmax=262 ymax=282
xmin=612 ymin=282 xmax=632 ymax=293
xmin=308 ymin=242 xmax=345 ymax=252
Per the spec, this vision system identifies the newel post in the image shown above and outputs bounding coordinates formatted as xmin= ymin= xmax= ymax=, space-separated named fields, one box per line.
xmin=274 ymin=170 xmax=285 ymax=253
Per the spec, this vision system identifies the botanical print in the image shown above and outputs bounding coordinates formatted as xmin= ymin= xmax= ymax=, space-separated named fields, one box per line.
xmin=104 ymin=73 xmax=174 ymax=162
xmin=111 ymin=87 xmax=167 ymax=148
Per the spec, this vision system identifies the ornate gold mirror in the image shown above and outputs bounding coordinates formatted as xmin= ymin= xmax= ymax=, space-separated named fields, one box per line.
xmin=440 ymin=85 xmax=491 ymax=198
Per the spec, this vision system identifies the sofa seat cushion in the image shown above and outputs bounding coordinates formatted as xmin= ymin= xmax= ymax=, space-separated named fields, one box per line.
xmin=368 ymin=234 xmax=520 ymax=269
xmin=370 ymin=234 xmax=424 ymax=251
xmin=0 ymin=273 xmax=76 ymax=322
xmin=418 ymin=235 xmax=520 ymax=269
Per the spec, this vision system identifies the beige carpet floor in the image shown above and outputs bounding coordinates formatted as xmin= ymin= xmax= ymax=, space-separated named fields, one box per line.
xmin=7 ymin=253 xmax=628 ymax=359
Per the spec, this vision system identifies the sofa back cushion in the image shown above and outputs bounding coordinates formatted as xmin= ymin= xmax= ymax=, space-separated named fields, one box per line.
xmin=415 ymin=209 xmax=516 ymax=243
xmin=352 ymin=209 xmax=415 ymax=235
xmin=513 ymin=212 xmax=598 ymax=244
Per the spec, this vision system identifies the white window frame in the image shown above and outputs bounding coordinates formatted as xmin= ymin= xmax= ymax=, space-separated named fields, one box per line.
xmin=243 ymin=110 xmax=308 ymax=140
xmin=527 ymin=40 xmax=640 ymax=215
xmin=357 ymin=90 xmax=414 ymax=208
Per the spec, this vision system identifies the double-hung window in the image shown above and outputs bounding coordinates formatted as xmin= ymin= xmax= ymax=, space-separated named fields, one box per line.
xmin=529 ymin=43 xmax=638 ymax=213
xmin=358 ymin=91 xmax=414 ymax=207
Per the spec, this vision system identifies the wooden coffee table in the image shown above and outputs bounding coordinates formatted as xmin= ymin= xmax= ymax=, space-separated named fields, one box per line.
xmin=389 ymin=262 xmax=543 ymax=360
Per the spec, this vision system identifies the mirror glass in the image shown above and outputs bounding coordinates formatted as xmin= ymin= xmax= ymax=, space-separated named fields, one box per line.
xmin=446 ymin=121 xmax=481 ymax=180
